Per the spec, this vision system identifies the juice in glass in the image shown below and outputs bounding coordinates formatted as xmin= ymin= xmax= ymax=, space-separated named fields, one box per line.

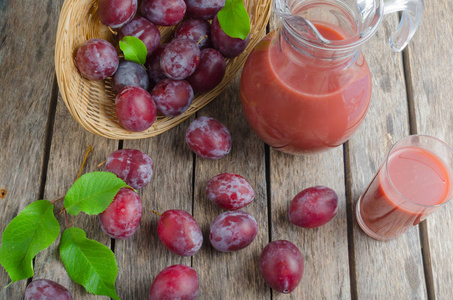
xmin=356 ymin=135 xmax=453 ymax=240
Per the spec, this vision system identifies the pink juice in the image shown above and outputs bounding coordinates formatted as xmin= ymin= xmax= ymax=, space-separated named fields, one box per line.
xmin=358 ymin=146 xmax=452 ymax=239
xmin=240 ymin=23 xmax=372 ymax=154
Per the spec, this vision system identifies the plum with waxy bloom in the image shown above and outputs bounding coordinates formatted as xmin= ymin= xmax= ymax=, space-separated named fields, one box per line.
xmin=76 ymin=39 xmax=119 ymax=81
xmin=112 ymin=60 xmax=149 ymax=94
xmin=260 ymin=240 xmax=304 ymax=294
xmin=98 ymin=0 xmax=137 ymax=29
xmin=149 ymin=265 xmax=199 ymax=300
xmin=115 ymin=86 xmax=157 ymax=132
xmin=206 ymin=173 xmax=254 ymax=210
xmin=211 ymin=14 xmax=250 ymax=58
xmin=119 ymin=17 xmax=161 ymax=57
xmin=157 ymin=209 xmax=203 ymax=256
xmin=105 ymin=149 xmax=154 ymax=190
xmin=141 ymin=0 xmax=186 ymax=26
xmin=185 ymin=116 xmax=232 ymax=159
xmin=160 ymin=38 xmax=201 ymax=80
xmin=175 ymin=19 xmax=212 ymax=49
xmin=210 ymin=211 xmax=258 ymax=252
xmin=187 ymin=48 xmax=225 ymax=93
xmin=151 ymin=79 xmax=194 ymax=117
xmin=289 ymin=186 xmax=338 ymax=228
xmin=25 ymin=279 xmax=73 ymax=300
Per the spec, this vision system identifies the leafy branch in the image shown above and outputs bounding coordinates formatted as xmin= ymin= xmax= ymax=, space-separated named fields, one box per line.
xmin=0 ymin=146 xmax=126 ymax=299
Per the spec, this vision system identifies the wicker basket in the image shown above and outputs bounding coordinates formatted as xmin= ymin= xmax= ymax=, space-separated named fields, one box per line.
xmin=55 ymin=0 xmax=272 ymax=139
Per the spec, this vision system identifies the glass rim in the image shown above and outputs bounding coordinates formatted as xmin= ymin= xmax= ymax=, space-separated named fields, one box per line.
xmin=384 ymin=134 xmax=453 ymax=208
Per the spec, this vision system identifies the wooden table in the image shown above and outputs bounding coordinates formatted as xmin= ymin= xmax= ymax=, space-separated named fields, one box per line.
xmin=1 ymin=1 xmax=452 ymax=299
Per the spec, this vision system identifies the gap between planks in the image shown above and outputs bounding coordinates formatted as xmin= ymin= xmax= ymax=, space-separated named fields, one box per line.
xmin=191 ymin=149 xmax=197 ymax=269
xmin=264 ymin=144 xmax=273 ymax=300
xmin=110 ymin=140 xmax=124 ymax=256
xmin=343 ymin=141 xmax=358 ymax=300
xmin=189 ymin=111 xmax=199 ymax=271
xmin=38 ymin=75 xmax=60 ymax=202
xmin=29 ymin=75 xmax=59 ymax=287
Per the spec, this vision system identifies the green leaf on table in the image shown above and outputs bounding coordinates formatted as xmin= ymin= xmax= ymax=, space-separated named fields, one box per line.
xmin=0 ymin=200 xmax=59 ymax=283
xmin=218 ymin=0 xmax=251 ymax=40
xmin=60 ymin=227 xmax=120 ymax=300
xmin=119 ymin=36 xmax=147 ymax=65
xmin=64 ymin=171 xmax=130 ymax=216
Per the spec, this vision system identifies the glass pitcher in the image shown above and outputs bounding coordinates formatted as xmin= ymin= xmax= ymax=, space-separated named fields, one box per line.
xmin=240 ymin=0 xmax=423 ymax=154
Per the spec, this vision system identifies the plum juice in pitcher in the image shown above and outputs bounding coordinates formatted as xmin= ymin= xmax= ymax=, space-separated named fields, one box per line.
xmin=240 ymin=0 xmax=422 ymax=154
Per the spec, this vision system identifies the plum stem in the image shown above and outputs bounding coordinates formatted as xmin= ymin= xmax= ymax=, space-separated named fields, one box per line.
xmin=97 ymin=160 xmax=106 ymax=168
xmin=65 ymin=211 xmax=70 ymax=228
xmin=56 ymin=145 xmax=93 ymax=226
xmin=76 ymin=145 xmax=93 ymax=181
xmin=197 ymin=35 xmax=208 ymax=45
xmin=108 ymin=26 xmax=118 ymax=35
xmin=51 ymin=196 xmax=65 ymax=205
xmin=59 ymin=207 xmax=66 ymax=215
xmin=152 ymin=209 xmax=162 ymax=216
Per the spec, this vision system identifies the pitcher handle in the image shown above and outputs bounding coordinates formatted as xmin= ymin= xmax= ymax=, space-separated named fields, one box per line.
xmin=383 ymin=0 xmax=423 ymax=52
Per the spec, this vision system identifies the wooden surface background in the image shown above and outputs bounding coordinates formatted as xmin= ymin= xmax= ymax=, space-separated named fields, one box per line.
xmin=1 ymin=0 xmax=453 ymax=299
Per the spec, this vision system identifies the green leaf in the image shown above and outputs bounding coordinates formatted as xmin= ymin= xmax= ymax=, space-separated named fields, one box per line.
xmin=218 ymin=0 xmax=251 ymax=40
xmin=64 ymin=172 xmax=130 ymax=216
xmin=119 ymin=36 xmax=147 ymax=65
xmin=0 ymin=200 xmax=59 ymax=283
xmin=60 ymin=228 xmax=120 ymax=300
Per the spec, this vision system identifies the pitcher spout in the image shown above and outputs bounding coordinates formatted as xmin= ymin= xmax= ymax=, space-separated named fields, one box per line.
xmin=274 ymin=0 xmax=331 ymax=44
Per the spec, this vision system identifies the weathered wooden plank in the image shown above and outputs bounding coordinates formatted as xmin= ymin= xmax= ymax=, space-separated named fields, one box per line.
xmin=348 ymin=16 xmax=427 ymax=299
xmin=271 ymin=149 xmax=350 ymax=300
xmin=0 ymin=0 xmax=63 ymax=297
xmin=33 ymin=96 xmax=117 ymax=299
xmin=116 ymin=120 xmax=194 ymax=299
xmin=404 ymin=0 xmax=453 ymax=298
xmin=192 ymin=74 xmax=269 ymax=300
xmin=267 ymin=14 xmax=351 ymax=300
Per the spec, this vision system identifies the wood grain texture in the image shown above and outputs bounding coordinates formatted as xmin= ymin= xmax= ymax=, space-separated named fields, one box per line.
xmin=404 ymin=0 xmax=453 ymax=298
xmin=0 ymin=0 xmax=62 ymax=297
xmin=267 ymin=14 xmax=351 ymax=300
xmin=192 ymin=75 xmax=269 ymax=300
xmin=33 ymin=96 xmax=118 ymax=299
xmin=3 ymin=0 xmax=453 ymax=299
xmin=348 ymin=16 xmax=427 ymax=299
xmin=116 ymin=120 xmax=194 ymax=299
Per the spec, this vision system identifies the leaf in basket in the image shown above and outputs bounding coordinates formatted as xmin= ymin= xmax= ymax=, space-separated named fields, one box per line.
xmin=119 ymin=36 xmax=147 ymax=65
xmin=218 ymin=0 xmax=251 ymax=40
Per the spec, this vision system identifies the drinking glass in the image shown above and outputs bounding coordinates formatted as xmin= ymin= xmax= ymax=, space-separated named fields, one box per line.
xmin=356 ymin=135 xmax=453 ymax=240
